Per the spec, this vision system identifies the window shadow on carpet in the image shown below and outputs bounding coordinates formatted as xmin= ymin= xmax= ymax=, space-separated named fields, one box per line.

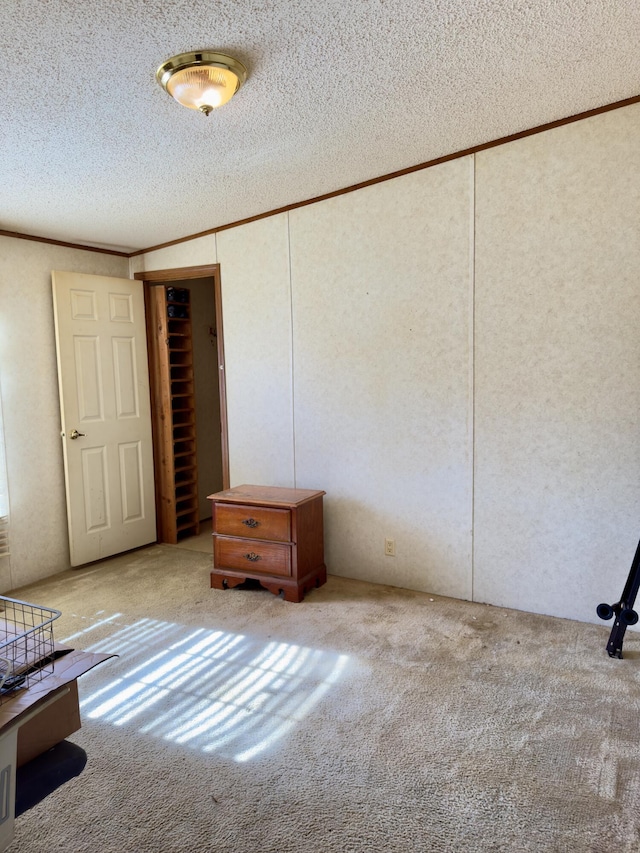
xmin=67 ymin=616 xmax=349 ymax=762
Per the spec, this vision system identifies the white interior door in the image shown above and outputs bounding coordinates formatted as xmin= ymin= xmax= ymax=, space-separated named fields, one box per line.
xmin=52 ymin=270 xmax=156 ymax=565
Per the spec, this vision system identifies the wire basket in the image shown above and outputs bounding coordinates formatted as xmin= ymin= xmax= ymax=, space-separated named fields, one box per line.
xmin=0 ymin=595 xmax=61 ymax=701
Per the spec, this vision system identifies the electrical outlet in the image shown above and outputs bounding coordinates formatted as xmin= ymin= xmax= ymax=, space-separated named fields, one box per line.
xmin=384 ymin=538 xmax=395 ymax=557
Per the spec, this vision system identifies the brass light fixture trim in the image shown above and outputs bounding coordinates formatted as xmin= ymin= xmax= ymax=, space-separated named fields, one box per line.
xmin=156 ymin=51 xmax=247 ymax=115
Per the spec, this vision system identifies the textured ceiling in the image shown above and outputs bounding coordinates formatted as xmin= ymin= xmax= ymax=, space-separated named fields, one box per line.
xmin=2 ymin=0 xmax=640 ymax=253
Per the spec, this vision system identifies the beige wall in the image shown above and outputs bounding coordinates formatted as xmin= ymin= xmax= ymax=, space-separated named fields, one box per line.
xmin=474 ymin=105 xmax=640 ymax=620
xmin=137 ymin=102 xmax=640 ymax=624
xmin=6 ymin=101 xmax=637 ymax=624
xmin=216 ymin=215 xmax=296 ymax=488
xmin=129 ymin=234 xmax=217 ymax=275
xmin=289 ymin=161 xmax=474 ymax=597
xmin=0 ymin=236 xmax=129 ymax=589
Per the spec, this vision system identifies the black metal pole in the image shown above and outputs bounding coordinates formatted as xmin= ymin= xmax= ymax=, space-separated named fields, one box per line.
xmin=597 ymin=537 xmax=640 ymax=658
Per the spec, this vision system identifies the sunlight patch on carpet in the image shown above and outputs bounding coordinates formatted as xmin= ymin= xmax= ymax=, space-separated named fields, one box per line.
xmin=76 ymin=617 xmax=349 ymax=761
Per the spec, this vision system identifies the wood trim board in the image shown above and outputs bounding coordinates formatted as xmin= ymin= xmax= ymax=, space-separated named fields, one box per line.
xmin=4 ymin=93 xmax=639 ymax=257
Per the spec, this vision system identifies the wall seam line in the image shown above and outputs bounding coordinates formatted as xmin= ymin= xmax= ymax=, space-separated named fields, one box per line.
xmin=471 ymin=153 xmax=477 ymax=602
xmin=287 ymin=212 xmax=297 ymax=488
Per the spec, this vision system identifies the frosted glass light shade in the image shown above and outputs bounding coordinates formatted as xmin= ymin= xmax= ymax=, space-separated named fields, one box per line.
xmin=157 ymin=52 xmax=247 ymax=115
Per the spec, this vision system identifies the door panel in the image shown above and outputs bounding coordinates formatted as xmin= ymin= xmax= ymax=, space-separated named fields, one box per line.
xmin=82 ymin=446 xmax=110 ymax=531
xmin=112 ymin=337 xmax=139 ymax=417
xmin=119 ymin=440 xmax=144 ymax=521
xmin=75 ymin=336 xmax=104 ymax=420
xmin=52 ymin=270 xmax=156 ymax=565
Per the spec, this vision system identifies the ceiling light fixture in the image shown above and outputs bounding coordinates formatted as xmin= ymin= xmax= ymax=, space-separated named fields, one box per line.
xmin=156 ymin=51 xmax=247 ymax=116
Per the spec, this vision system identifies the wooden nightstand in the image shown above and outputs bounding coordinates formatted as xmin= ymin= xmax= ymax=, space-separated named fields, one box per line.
xmin=207 ymin=485 xmax=326 ymax=602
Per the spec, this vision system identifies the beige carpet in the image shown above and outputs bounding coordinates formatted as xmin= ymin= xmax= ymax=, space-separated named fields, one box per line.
xmin=8 ymin=545 xmax=640 ymax=852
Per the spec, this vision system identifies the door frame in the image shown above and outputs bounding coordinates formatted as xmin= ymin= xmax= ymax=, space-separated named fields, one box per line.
xmin=135 ymin=264 xmax=230 ymax=538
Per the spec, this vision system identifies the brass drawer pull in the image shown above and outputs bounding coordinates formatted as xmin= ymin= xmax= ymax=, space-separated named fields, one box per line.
xmin=244 ymin=552 xmax=261 ymax=562
xmin=242 ymin=518 xmax=260 ymax=528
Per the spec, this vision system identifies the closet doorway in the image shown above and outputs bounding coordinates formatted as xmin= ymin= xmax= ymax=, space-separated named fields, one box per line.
xmin=136 ymin=264 xmax=229 ymax=544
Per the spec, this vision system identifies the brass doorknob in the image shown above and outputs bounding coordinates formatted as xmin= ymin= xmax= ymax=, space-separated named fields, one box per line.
xmin=69 ymin=429 xmax=86 ymax=440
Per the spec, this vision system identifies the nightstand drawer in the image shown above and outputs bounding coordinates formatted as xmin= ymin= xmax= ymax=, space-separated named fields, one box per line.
xmin=213 ymin=503 xmax=291 ymax=542
xmin=214 ymin=536 xmax=292 ymax=578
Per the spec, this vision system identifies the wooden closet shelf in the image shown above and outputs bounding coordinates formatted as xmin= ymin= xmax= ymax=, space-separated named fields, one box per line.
xmin=149 ymin=284 xmax=200 ymax=545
